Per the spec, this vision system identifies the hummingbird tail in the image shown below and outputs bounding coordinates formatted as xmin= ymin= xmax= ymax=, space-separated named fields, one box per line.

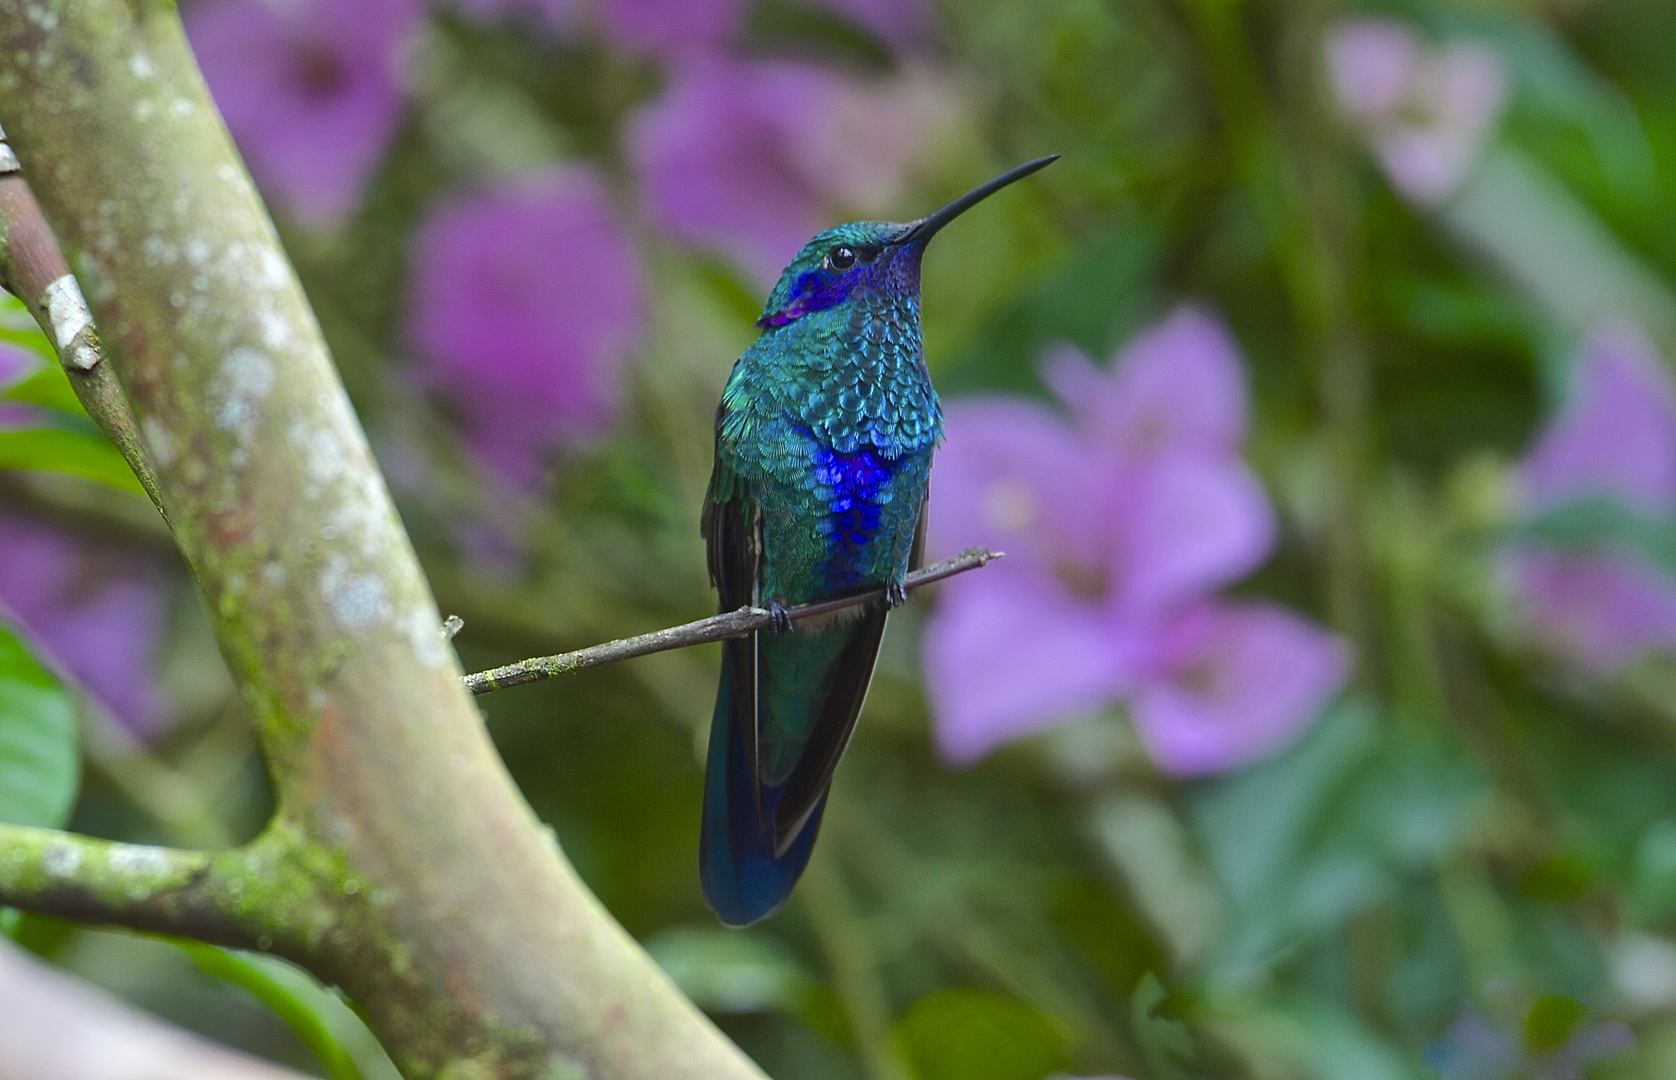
xmin=699 ymin=610 xmax=886 ymax=926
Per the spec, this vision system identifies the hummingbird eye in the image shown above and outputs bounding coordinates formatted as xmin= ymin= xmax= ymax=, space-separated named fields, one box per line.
xmin=828 ymin=245 xmax=858 ymax=270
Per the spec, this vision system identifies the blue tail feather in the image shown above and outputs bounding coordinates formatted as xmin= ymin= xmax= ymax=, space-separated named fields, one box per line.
xmin=700 ymin=641 xmax=828 ymax=927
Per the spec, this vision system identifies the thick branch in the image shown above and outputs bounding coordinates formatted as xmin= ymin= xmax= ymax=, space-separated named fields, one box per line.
xmin=0 ymin=127 xmax=167 ymax=519
xmin=465 ymin=548 xmax=1003 ymax=694
xmin=0 ymin=4 xmax=767 ymax=1079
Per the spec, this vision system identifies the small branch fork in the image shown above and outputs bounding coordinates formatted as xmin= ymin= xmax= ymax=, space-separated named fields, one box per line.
xmin=0 ymin=123 xmax=168 ymax=520
xmin=462 ymin=548 xmax=1003 ymax=694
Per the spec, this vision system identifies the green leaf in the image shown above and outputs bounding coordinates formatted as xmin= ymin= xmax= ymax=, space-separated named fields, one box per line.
xmin=1520 ymin=497 xmax=1676 ymax=579
xmin=1261 ymin=996 xmax=1429 ymax=1080
xmin=1131 ymin=973 xmax=1195 ymax=1080
xmin=889 ymin=987 xmax=1075 ymax=1080
xmin=3 ymin=366 xmax=86 ymax=415
xmin=0 ymin=620 xmax=79 ymax=831
xmin=1525 ymin=995 xmax=1588 ymax=1051
xmin=0 ymin=428 xmax=144 ymax=495
xmin=1187 ymin=700 xmax=1483 ymax=982
xmin=171 ymin=938 xmax=386 ymax=1080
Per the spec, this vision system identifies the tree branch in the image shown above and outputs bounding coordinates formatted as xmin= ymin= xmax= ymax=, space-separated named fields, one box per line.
xmin=464 ymin=548 xmax=1003 ymax=694
xmin=0 ymin=4 xmax=768 ymax=1078
xmin=0 ymin=124 xmax=167 ymax=520
xmin=0 ymin=823 xmax=267 ymax=948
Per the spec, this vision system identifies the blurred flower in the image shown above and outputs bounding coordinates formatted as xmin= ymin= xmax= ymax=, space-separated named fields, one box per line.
xmin=1503 ymin=325 xmax=1676 ymax=672
xmin=1519 ymin=324 xmax=1676 ymax=516
xmin=1326 ymin=17 xmax=1508 ymax=205
xmin=922 ymin=308 xmax=1347 ymax=774
xmin=187 ymin=0 xmax=423 ymax=226
xmin=0 ymin=344 xmax=40 ymax=427
xmin=406 ymin=167 xmax=646 ymax=486
xmin=0 ymin=510 xmax=171 ymax=737
xmin=592 ymin=0 xmax=747 ymax=56
xmin=454 ymin=0 xmax=572 ymax=33
xmin=628 ymin=58 xmax=957 ymax=283
xmin=799 ymin=0 xmax=937 ymax=52
xmin=1505 ymin=550 xmax=1676 ymax=673
xmin=1428 ymin=1006 xmax=1632 ymax=1080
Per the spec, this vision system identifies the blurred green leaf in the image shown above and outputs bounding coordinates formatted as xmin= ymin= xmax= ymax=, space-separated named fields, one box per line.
xmin=1131 ymin=973 xmax=1194 ymax=1080
xmin=0 ymin=428 xmax=144 ymax=495
xmin=1269 ymin=996 xmax=1428 ymax=1080
xmin=0 ymin=620 xmax=79 ymax=831
xmin=889 ymin=987 xmax=1075 ymax=1080
xmin=644 ymin=925 xmax=814 ymax=1014
xmin=2 ymin=366 xmax=86 ymax=415
xmin=1521 ymin=497 xmax=1676 ymax=578
xmin=171 ymin=937 xmax=392 ymax=1080
xmin=1189 ymin=700 xmax=1483 ymax=983
xmin=1524 ymin=994 xmax=1588 ymax=1051
xmin=1633 ymin=819 xmax=1676 ymax=919
xmin=1518 ymin=853 xmax=1595 ymax=903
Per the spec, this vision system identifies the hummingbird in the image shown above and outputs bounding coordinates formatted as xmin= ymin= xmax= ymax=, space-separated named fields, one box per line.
xmin=700 ymin=155 xmax=1058 ymax=926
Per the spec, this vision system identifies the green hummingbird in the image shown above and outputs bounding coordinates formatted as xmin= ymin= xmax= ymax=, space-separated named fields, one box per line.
xmin=700 ymin=155 xmax=1058 ymax=926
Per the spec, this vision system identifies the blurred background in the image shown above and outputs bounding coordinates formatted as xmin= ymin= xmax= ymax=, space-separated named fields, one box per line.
xmin=7 ymin=0 xmax=1676 ymax=1077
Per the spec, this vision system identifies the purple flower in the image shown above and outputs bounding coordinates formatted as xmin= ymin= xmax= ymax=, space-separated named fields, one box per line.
xmin=592 ymin=0 xmax=746 ymax=56
xmin=1518 ymin=324 xmax=1676 ymax=516
xmin=454 ymin=0 xmax=572 ymax=32
xmin=0 ymin=510 xmax=171 ymax=738
xmin=628 ymin=58 xmax=957 ymax=283
xmin=186 ymin=0 xmax=423 ymax=226
xmin=922 ymin=307 xmax=1348 ymax=774
xmin=1428 ymin=1007 xmax=1633 ymax=1080
xmin=1504 ymin=324 xmax=1676 ymax=673
xmin=0 ymin=343 xmax=41 ymax=428
xmin=797 ymin=0 xmax=937 ymax=51
xmin=1326 ymin=18 xmax=1508 ymax=205
xmin=406 ymin=167 xmax=646 ymax=486
xmin=1503 ymin=549 xmax=1676 ymax=673
xmin=1130 ymin=601 xmax=1352 ymax=776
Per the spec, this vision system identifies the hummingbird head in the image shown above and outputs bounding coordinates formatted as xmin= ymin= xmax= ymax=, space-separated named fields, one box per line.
xmin=755 ymin=155 xmax=1059 ymax=331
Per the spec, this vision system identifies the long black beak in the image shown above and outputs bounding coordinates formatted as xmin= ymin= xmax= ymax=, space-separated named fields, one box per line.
xmin=892 ymin=155 xmax=1059 ymax=246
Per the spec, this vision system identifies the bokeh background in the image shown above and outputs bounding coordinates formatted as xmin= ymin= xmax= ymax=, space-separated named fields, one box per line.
xmin=7 ymin=0 xmax=1676 ymax=1077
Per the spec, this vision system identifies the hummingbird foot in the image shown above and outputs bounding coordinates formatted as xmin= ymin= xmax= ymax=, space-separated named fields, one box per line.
xmin=885 ymin=579 xmax=909 ymax=608
xmin=768 ymin=599 xmax=795 ymax=635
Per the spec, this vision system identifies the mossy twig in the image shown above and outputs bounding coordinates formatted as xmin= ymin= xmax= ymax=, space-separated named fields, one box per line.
xmin=463 ymin=547 xmax=1003 ymax=694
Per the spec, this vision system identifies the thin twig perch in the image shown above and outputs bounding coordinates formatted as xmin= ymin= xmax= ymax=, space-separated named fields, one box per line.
xmin=462 ymin=547 xmax=1003 ymax=694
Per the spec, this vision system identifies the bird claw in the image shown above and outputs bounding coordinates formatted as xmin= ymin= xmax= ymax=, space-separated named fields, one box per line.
xmin=769 ymin=600 xmax=794 ymax=634
xmin=885 ymin=579 xmax=908 ymax=608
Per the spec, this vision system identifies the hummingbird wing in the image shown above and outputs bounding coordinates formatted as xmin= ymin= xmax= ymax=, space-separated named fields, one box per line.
xmin=704 ymin=413 xmax=831 ymax=925
xmin=761 ymin=497 xmax=926 ymax=853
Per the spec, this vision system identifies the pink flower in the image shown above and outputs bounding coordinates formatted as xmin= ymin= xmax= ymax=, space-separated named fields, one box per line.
xmin=801 ymin=0 xmax=937 ymax=51
xmin=922 ymin=307 xmax=1347 ymax=774
xmin=627 ymin=58 xmax=955 ymax=283
xmin=455 ymin=0 xmax=572 ymax=32
xmin=1518 ymin=324 xmax=1676 ymax=516
xmin=187 ymin=0 xmax=424 ymax=226
xmin=1503 ymin=549 xmax=1676 ymax=673
xmin=1326 ymin=18 xmax=1508 ymax=205
xmin=0 ymin=511 xmax=171 ymax=737
xmin=1503 ymin=324 xmax=1676 ymax=673
xmin=1130 ymin=601 xmax=1349 ymax=776
xmin=406 ymin=167 xmax=646 ymax=487
xmin=592 ymin=0 xmax=747 ymax=56
xmin=0 ymin=343 xmax=41 ymax=428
